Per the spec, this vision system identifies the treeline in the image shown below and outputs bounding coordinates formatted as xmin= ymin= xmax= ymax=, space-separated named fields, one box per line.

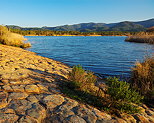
xmin=8 ymin=28 xmax=136 ymax=36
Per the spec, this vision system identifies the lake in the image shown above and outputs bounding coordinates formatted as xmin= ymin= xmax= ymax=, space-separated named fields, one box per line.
xmin=26 ymin=36 xmax=154 ymax=78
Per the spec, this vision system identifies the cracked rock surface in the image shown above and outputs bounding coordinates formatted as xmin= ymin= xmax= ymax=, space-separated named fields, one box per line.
xmin=0 ymin=45 xmax=154 ymax=123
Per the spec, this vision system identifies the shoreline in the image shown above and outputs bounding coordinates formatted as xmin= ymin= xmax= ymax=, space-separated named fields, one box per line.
xmin=0 ymin=44 xmax=154 ymax=122
xmin=25 ymin=35 xmax=127 ymax=37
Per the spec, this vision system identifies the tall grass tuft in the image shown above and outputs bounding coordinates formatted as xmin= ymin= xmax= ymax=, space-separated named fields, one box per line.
xmin=0 ymin=25 xmax=31 ymax=48
xmin=131 ymin=56 xmax=154 ymax=103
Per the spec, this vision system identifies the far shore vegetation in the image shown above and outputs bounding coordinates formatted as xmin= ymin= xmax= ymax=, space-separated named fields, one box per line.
xmin=0 ymin=25 xmax=31 ymax=48
xmin=125 ymin=27 xmax=154 ymax=44
xmin=8 ymin=27 xmax=136 ymax=36
xmin=7 ymin=25 xmax=154 ymax=44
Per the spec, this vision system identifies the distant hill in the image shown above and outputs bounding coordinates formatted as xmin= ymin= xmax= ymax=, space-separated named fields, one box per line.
xmin=134 ymin=19 xmax=154 ymax=28
xmin=42 ymin=23 xmax=109 ymax=32
xmin=108 ymin=21 xmax=145 ymax=32
xmin=6 ymin=18 xmax=154 ymax=32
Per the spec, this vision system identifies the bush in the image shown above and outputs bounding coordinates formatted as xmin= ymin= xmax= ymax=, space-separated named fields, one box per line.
xmin=0 ymin=25 xmax=31 ymax=48
xmin=61 ymin=65 xmax=104 ymax=108
xmin=106 ymin=77 xmax=143 ymax=113
xmin=68 ymin=65 xmax=97 ymax=93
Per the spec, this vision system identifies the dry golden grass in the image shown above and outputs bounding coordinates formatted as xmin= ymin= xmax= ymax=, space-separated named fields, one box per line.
xmin=131 ymin=56 xmax=154 ymax=100
xmin=125 ymin=32 xmax=154 ymax=44
xmin=0 ymin=25 xmax=31 ymax=48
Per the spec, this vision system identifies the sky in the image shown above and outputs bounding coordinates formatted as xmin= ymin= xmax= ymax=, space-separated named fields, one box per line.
xmin=0 ymin=0 xmax=153 ymax=27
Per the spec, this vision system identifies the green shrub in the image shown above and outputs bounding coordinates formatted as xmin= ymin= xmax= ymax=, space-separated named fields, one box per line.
xmin=68 ymin=65 xmax=97 ymax=93
xmin=106 ymin=77 xmax=143 ymax=104
xmin=106 ymin=77 xmax=144 ymax=113
xmin=61 ymin=65 xmax=104 ymax=108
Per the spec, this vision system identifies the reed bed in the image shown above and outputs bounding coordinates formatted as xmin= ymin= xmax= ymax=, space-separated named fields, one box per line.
xmin=125 ymin=32 xmax=154 ymax=44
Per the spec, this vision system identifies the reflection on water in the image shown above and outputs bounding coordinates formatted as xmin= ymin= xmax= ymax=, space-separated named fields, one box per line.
xmin=26 ymin=36 xmax=154 ymax=78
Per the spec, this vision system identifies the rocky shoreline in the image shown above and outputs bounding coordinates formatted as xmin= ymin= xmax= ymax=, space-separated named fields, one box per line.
xmin=0 ymin=44 xmax=154 ymax=123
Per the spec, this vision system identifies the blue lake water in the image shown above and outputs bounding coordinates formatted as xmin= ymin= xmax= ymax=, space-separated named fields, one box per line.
xmin=26 ymin=36 xmax=154 ymax=78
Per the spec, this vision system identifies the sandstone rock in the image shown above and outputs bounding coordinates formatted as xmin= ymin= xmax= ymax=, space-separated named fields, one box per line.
xmin=18 ymin=116 xmax=38 ymax=123
xmin=26 ymin=95 xmax=39 ymax=103
xmin=0 ymin=108 xmax=15 ymax=114
xmin=120 ymin=113 xmax=136 ymax=123
xmin=8 ymin=92 xmax=28 ymax=101
xmin=92 ymin=108 xmax=112 ymax=120
xmin=11 ymin=85 xmax=25 ymax=92
xmin=64 ymin=115 xmax=86 ymax=123
xmin=133 ymin=114 xmax=150 ymax=123
xmin=145 ymin=109 xmax=154 ymax=116
xmin=26 ymin=103 xmax=46 ymax=122
xmin=146 ymin=115 xmax=154 ymax=123
xmin=1 ymin=79 xmax=9 ymax=83
xmin=0 ymin=113 xmax=19 ymax=123
xmin=59 ymin=98 xmax=78 ymax=110
xmin=8 ymin=99 xmax=32 ymax=115
xmin=54 ymin=108 xmax=75 ymax=118
xmin=0 ymin=92 xmax=8 ymax=109
xmin=82 ymin=112 xmax=97 ymax=123
xmin=48 ymin=87 xmax=61 ymax=94
xmin=37 ymin=84 xmax=48 ymax=92
xmin=9 ymin=81 xmax=22 ymax=84
xmin=138 ymin=106 xmax=146 ymax=113
xmin=43 ymin=94 xmax=65 ymax=108
xmin=25 ymin=85 xmax=40 ymax=93
xmin=3 ymin=85 xmax=13 ymax=92
xmin=0 ymin=86 xmax=3 ymax=91
xmin=142 ymin=104 xmax=149 ymax=109
xmin=111 ymin=118 xmax=127 ymax=123
xmin=96 ymin=119 xmax=113 ymax=123
xmin=46 ymin=114 xmax=65 ymax=123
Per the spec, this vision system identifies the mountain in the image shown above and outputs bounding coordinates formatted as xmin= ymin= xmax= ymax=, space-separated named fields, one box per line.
xmin=42 ymin=23 xmax=109 ymax=32
xmin=108 ymin=21 xmax=145 ymax=31
xmin=134 ymin=19 xmax=154 ymax=28
xmin=6 ymin=18 xmax=154 ymax=32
